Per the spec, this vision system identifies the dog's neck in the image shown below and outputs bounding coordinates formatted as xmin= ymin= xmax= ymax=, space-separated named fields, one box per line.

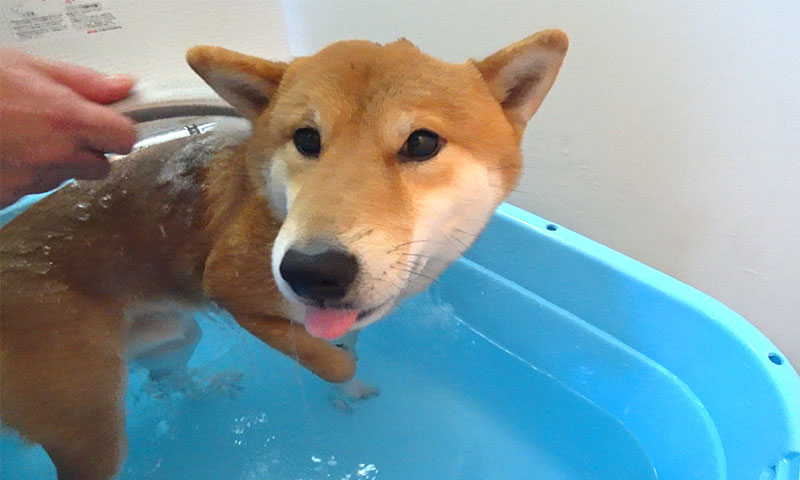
xmin=196 ymin=140 xmax=286 ymax=317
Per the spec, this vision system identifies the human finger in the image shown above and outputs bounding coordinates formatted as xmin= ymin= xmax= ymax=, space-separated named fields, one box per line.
xmin=19 ymin=150 xmax=109 ymax=197
xmin=66 ymin=149 xmax=112 ymax=180
xmin=73 ymin=101 xmax=137 ymax=154
xmin=34 ymin=58 xmax=136 ymax=104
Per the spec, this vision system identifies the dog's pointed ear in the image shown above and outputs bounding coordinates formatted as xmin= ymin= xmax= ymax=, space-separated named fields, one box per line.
xmin=473 ymin=30 xmax=568 ymax=131
xmin=187 ymin=46 xmax=288 ymax=121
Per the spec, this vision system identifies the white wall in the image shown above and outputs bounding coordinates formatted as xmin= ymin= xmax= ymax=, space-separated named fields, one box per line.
xmin=1 ymin=0 xmax=291 ymax=102
xmin=281 ymin=0 xmax=800 ymax=366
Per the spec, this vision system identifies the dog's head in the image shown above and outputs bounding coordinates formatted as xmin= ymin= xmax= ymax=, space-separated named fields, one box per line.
xmin=187 ymin=31 xmax=567 ymax=339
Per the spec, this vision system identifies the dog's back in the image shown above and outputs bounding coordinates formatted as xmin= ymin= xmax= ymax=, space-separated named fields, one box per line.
xmin=1 ymin=132 xmax=243 ymax=303
xmin=0 ymin=131 xmax=245 ymax=479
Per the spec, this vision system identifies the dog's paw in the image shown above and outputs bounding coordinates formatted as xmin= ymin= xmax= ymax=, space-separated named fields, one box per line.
xmin=307 ymin=344 xmax=356 ymax=383
xmin=339 ymin=378 xmax=380 ymax=400
xmin=332 ymin=397 xmax=354 ymax=414
xmin=331 ymin=378 xmax=380 ymax=413
xmin=203 ymin=370 xmax=244 ymax=399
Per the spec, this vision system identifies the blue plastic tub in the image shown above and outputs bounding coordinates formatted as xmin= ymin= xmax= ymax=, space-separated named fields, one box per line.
xmin=2 ymin=195 xmax=799 ymax=480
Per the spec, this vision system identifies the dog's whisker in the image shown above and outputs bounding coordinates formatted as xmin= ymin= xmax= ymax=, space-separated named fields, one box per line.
xmin=394 ymin=254 xmax=429 ymax=270
xmin=349 ymin=227 xmax=376 ymax=242
xmin=447 ymin=233 xmax=470 ymax=251
xmin=385 ymin=239 xmax=437 ymax=254
xmin=453 ymin=228 xmax=479 ymax=238
xmin=395 ymin=260 xmax=423 ymax=271
xmin=388 ymin=265 xmax=438 ymax=283
xmin=489 ymin=184 xmax=530 ymax=195
xmin=399 ymin=253 xmax=452 ymax=265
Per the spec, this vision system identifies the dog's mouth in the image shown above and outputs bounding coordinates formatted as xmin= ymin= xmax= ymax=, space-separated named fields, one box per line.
xmin=302 ymin=302 xmax=389 ymax=340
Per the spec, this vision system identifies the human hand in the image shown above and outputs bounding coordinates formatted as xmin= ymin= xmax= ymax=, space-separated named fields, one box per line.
xmin=0 ymin=47 xmax=137 ymax=207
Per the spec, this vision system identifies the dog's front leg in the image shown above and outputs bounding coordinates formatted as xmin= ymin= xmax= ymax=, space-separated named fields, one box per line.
xmin=235 ymin=315 xmax=357 ymax=383
xmin=327 ymin=331 xmax=380 ymax=412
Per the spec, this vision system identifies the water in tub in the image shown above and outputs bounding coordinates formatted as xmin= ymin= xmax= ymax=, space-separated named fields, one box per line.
xmin=0 ymin=290 xmax=655 ymax=479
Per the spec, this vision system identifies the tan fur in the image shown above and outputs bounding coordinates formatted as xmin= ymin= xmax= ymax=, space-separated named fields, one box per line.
xmin=0 ymin=30 xmax=566 ymax=479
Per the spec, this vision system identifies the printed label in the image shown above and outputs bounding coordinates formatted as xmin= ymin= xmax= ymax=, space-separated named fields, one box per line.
xmin=3 ymin=0 xmax=121 ymax=41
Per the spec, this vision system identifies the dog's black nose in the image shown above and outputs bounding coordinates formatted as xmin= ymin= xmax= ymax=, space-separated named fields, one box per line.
xmin=279 ymin=243 xmax=359 ymax=302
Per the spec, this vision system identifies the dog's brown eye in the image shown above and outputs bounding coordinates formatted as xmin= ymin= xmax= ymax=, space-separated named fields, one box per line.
xmin=293 ymin=128 xmax=321 ymax=157
xmin=401 ymin=130 xmax=441 ymax=161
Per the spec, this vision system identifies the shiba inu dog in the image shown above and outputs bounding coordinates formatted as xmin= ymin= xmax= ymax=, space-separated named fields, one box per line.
xmin=0 ymin=30 xmax=567 ymax=479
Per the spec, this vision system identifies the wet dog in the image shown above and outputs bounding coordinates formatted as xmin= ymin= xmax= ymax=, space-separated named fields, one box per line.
xmin=0 ymin=30 xmax=567 ymax=479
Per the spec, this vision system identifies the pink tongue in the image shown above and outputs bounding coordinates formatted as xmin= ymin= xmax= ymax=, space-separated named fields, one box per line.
xmin=304 ymin=307 xmax=359 ymax=340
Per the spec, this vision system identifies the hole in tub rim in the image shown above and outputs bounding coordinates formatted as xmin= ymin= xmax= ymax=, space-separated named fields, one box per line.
xmin=768 ymin=353 xmax=784 ymax=366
